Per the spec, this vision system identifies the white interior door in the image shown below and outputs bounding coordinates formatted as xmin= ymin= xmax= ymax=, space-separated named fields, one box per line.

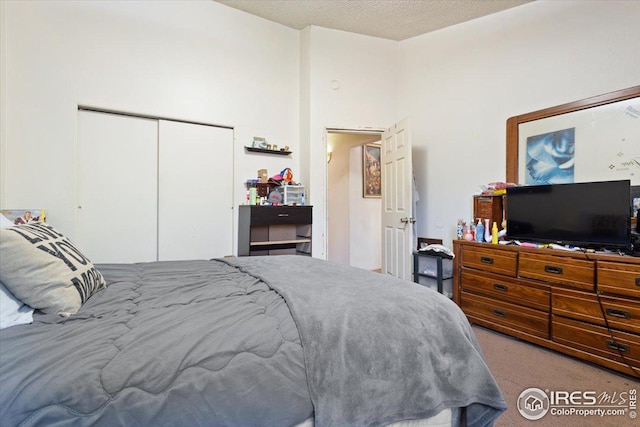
xmin=381 ymin=118 xmax=413 ymax=280
xmin=77 ymin=110 xmax=158 ymax=263
xmin=158 ymin=120 xmax=234 ymax=260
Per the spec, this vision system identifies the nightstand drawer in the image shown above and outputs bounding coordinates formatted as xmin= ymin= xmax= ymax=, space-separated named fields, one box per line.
xmin=519 ymin=252 xmax=594 ymax=291
xmin=552 ymin=316 xmax=640 ymax=367
xmin=598 ymin=261 xmax=640 ymax=299
xmin=461 ymin=246 xmax=517 ymax=277
xmin=461 ymin=292 xmax=549 ymax=338
xmin=249 ymin=206 xmax=312 ymax=225
xmin=461 ymin=270 xmax=549 ymax=311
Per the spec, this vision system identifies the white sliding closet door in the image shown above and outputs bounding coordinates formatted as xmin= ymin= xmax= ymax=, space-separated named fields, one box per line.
xmin=77 ymin=111 xmax=158 ymax=263
xmin=158 ymin=120 xmax=233 ymax=260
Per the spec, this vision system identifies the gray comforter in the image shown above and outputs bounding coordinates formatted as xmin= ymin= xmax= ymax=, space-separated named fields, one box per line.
xmin=0 ymin=256 xmax=505 ymax=427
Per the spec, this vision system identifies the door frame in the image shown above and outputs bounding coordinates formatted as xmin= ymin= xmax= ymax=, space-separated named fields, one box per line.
xmin=323 ymin=126 xmax=386 ymax=262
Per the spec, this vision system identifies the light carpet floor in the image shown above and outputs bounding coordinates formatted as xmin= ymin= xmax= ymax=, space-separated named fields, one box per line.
xmin=472 ymin=325 xmax=640 ymax=427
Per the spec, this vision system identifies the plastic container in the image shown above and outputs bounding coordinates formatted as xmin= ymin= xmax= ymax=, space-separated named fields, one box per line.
xmin=283 ymin=185 xmax=305 ymax=205
xmin=415 ymin=255 xmax=454 ymax=298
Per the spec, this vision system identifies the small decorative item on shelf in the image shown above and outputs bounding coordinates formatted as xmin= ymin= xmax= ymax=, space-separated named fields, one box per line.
xmin=252 ymin=136 xmax=267 ymax=149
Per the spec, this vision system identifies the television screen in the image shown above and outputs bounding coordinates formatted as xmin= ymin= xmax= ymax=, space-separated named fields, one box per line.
xmin=506 ymin=180 xmax=631 ymax=249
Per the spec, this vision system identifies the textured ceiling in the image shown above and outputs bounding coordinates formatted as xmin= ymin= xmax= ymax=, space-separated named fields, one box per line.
xmin=215 ymin=0 xmax=534 ymax=41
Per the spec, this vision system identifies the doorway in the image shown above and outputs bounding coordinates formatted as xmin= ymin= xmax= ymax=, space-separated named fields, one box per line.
xmin=326 ymin=130 xmax=383 ymax=270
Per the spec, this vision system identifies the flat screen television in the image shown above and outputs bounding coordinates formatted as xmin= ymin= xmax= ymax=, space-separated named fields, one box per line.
xmin=505 ymin=180 xmax=631 ymax=249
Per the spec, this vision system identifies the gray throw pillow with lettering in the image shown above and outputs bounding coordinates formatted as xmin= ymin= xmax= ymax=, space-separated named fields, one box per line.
xmin=0 ymin=222 xmax=107 ymax=317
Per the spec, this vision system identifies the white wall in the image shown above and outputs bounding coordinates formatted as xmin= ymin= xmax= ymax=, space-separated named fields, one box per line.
xmin=1 ymin=0 xmax=300 ymax=254
xmin=348 ymin=145 xmax=381 ymax=270
xmin=0 ymin=0 xmax=6 ymax=207
xmin=300 ymin=26 xmax=398 ymax=258
xmin=327 ymin=137 xmax=356 ymax=265
xmin=3 ymin=0 xmax=639 ymax=258
xmin=399 ymin=0 xmax=640 ymax=247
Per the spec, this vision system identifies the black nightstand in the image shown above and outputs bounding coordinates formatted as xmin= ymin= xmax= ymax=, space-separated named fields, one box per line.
xmin=238 ymin=205 xmax=312 ymax=256
xmin=413 ymin=251 xmax=453 ymax=297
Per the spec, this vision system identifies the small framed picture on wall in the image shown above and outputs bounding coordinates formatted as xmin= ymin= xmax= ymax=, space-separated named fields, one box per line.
xmin=363 ymin=143 xmax=381 ymax=198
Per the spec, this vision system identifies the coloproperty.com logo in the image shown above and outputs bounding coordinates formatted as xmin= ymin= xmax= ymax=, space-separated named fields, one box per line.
xmin=517 ymin=387 xmax=637 ymax=421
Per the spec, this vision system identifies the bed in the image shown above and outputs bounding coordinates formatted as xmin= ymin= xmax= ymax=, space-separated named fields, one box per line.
xmin=0 ymin=222 xmax=506 ymax=427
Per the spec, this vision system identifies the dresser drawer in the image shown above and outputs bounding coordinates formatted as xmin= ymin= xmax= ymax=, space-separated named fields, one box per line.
xmin=461 ymin=292 xmax=549 ymax=338
xmin=552 ymin=287 xmax=640 ymax=335
xmin=475 ymin=202 xmax=494 ymax=219
xmin=518 ymin=252 xmax=594 ymax=291
xmin=461 ymin=246 xmax=517 ymax=277
xmin=598 ymin=261 xmax=640 ymax=299
xmin=552 ymin=315 xmax=640 ymax=367
xmin=248 ymin=206 xmax=312 ymax=226
xmin=460 ymin=270 xmax=549 ymax=311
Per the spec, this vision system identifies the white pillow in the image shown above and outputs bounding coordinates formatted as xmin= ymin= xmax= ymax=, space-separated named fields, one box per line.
xmin=0 ymin=218 xmax=35 ymax=328
xmin=0 ymin=214 xmax=14 ymax=228
xmin=0 ymin=280 xmax=33 ymax=329
xmin=0 ymin=222 xmax=107 ymax=316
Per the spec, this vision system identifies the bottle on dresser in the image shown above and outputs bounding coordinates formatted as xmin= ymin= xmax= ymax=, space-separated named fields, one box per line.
xmin=475 ymin=218 xmax=484 ymax=243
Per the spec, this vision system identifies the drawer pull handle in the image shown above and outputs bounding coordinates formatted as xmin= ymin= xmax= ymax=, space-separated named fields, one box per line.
xmin=606 ymin=340 xmax=630 ymax=353
xmin=480 ymin=257 xmax=494 ymax=265
xmin=493 ymin=284 xmax=508 ymax=292
xmin=492 ymin=309 xmax=506 ymax=318
xmin=544 ymin=265 xmax=563 ymax=275
xmin=606 ymin=308 xmax=630 ymax=319
xmin=277 ymin=213 xmax=290 ymax=217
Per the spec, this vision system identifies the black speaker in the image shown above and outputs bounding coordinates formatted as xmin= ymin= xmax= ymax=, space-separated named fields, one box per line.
xmin=637 ymin=209 xmax=640 ymax=233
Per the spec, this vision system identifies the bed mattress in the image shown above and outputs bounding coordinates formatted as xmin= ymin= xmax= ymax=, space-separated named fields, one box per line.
xmin=295 ymin=408 xmax=456 ymax=427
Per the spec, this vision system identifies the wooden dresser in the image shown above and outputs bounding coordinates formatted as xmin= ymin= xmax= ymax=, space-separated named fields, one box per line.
xmin=453 ymin=240 xmax=640 ymax=377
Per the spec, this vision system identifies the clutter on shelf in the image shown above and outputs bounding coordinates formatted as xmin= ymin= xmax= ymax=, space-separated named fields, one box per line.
xmin=478 ymin=181 xmax=517 ymax=195
xmin=245 ymin=136 xmax=291 ymax=155
xmin=245 ymin=168 xmax=306 ymax=206
xmin=458 ymin=216 xmax=507 ymax=244
xmin=461 ymin=181 xmax=514 ymax=244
